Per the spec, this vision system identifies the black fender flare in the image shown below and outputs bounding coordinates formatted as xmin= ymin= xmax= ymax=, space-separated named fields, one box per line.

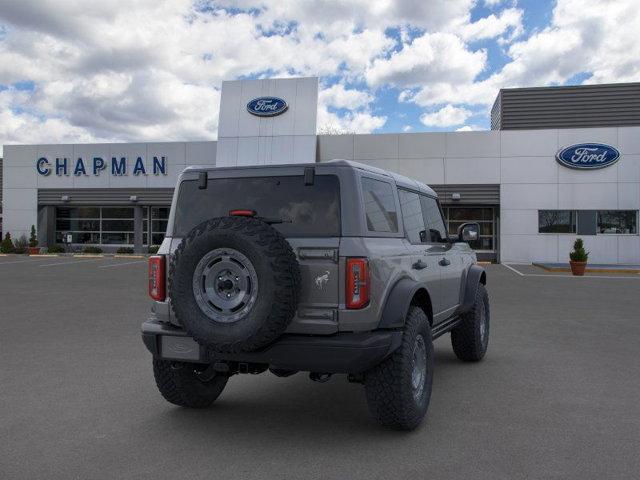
xmin=378 ymin=278 xmax=430 ymax=329
xmin=459 ymin=264 xmax=487 ymax=314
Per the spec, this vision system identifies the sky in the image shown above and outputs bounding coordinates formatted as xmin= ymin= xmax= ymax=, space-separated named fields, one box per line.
xmin=0 ymin=0 xmax=638 ymax=154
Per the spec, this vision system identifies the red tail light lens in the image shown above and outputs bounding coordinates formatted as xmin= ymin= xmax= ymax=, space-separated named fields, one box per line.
xmin=346 ymin=258 xmax=369 ymax=309
xmin=148 ymin=255 xmax=166 ymax=301
xmin=229 ymin=209 xmax=256 ymax=217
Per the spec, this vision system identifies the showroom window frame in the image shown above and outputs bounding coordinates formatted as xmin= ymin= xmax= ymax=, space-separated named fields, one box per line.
xmin=596 ymin=210 xmax=639 ymax=235
xmin=537 ymin=210 xmax=578 ymax=235
xmin=537 ymin=209 xmax=639 ymax=236
xmin=55 ymin=206 xmax=135 ymax=246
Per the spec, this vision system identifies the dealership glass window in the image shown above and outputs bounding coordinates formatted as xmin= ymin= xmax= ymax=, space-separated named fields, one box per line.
xmin=597 ymin=210 xmax=638 ymax=234
xmin=444 ymin=207 xmax=495 ymax=251
xmin=538 ymin=210 xmax=577 ymax=234
xmin=398 ymin=190 xmax=426 ymax=244
xmin=143 ymin=207 xmax=170 ymax=245
xmin=362 ymin=178 xmax=398 ymax=233
xmin=55 ymin=206 xmax=134 ymax=245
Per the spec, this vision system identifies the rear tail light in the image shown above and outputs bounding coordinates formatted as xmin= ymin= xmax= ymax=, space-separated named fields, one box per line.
xmin=149 ymin=255 xmax=166 ymax=301
xmin=346 ymin=258 xmax=369 ymax=309
xmin=229 ymin=209 xmax=256 ymax=217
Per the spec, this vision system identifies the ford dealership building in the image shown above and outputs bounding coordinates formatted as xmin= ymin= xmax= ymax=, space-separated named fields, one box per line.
xmin=1 ymin=79 xmax=639 ymax=264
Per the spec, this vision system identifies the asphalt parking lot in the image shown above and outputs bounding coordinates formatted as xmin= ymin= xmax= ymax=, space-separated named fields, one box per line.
xmin=1 ymin=256 xmax=639 ymax=479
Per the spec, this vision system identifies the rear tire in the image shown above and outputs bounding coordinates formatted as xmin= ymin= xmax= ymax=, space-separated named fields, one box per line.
xmin=153 ymin=359 xmax=228 ymax=408
xmin=451 ymin=283 xmax=490 ymax=362
xmin=364 ymin=307 xmax=434 ymax=430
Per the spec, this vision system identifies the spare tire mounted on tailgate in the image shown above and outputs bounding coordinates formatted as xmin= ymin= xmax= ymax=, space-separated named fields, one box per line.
xmin=170 ymin=216 xmax=301 ymax=353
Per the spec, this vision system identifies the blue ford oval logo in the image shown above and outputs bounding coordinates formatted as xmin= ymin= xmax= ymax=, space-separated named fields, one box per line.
xmin=556 ymin=143 xmax=620 ymax=170
xmin=247 ymin=97 xmax=288 ymax=117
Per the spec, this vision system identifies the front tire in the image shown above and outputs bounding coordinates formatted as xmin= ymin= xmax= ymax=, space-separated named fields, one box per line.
xmin=364 ymin=307 xmax=434 ymax=430
xmin=153 ymin=359 xmax=228 ymax=408
xmin=451 ymin=283 xmax=490 ymax=362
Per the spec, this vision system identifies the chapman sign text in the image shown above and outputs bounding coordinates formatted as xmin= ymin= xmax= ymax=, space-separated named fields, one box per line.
xmin=36 ymin=156 xmax=167 ymax=177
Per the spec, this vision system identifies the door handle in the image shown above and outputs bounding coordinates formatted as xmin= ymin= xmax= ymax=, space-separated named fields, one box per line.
xmin=439 ymin=257 xmax=451 ymax=266
xmin=412 ymin=260 xmax=428 ymax=270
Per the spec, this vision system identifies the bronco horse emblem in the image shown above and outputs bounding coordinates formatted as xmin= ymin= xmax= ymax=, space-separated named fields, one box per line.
xmin=315 ymin=271 xmax=330 ymax=290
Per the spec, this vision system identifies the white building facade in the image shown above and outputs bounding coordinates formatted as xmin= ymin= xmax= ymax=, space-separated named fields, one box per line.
xmin=2 ymin=77 xmax=639 ymax=264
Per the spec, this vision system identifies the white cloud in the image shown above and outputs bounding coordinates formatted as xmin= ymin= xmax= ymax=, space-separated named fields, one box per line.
xmin=366 ymin=32 xmax=486 ymax=88
xmin=404 ymin=0 xmax=640 ymax=111
xmin=456 ymin=125 xmax=484 ymax=132
xmin=319 ymin=84 xmax=373 ymax=110
xmin=402 ymin=125 xmax=413 ymax=132
xmin=317 ymin=106 xmax=386 ymax=134
xmin=420 ymin=105 xmax=472 ymax=127
xmin=0 ymin=0 xmax=638 ymax=147
xmin=458 ymin=7 xmax=523 ymax=42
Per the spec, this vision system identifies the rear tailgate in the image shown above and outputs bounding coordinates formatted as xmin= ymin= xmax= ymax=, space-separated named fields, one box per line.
xmin=285 ymin=238 xmax=341 ymax=335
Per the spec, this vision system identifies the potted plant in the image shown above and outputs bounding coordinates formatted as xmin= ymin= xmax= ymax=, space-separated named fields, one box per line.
xmin=1 ymin=232 xmax=15 ymax=254
xmin=28 ymin=225 xmax=40 ymax=255
xmin=569 ymin=238 xmax=589 ymax=276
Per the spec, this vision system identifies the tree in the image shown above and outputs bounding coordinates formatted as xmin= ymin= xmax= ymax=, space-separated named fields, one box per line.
xmin=29 ymin=225 xmax=38 ymax=248
xmin=1 ymin=232 xmax=15 ymax=253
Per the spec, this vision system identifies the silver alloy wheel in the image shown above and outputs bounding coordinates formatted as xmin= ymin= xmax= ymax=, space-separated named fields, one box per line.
xmin=192 ymin=248 xmax=259 ymax=323
xmin=411 ymin=334 xmax=428 ymax=402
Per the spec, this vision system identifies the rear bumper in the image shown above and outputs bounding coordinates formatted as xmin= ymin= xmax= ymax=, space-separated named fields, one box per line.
xmin=141 ymin=319 xmax=402 ymax=374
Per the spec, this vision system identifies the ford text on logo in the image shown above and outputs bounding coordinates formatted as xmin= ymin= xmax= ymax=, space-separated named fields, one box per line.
xmin=36 ymin=156 xmax=167 ymax=177
xmin=556 ymin=143 xmax=620 ymax=170
xmin=246 ymin=97 xmax=288 ymax=117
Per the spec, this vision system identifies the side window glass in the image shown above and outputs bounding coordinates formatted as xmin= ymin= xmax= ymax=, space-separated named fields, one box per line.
xmin=420 ymin=196 xmax=448 ymax=243
xmin=361 ymin=177 xmax=398 ymax=233
xmin=398 ymin=190 xmax=427 ymax=244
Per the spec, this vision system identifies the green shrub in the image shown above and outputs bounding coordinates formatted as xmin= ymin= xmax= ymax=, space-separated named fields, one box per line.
xmin=82 ymin=246 xmax=103 ymax=254
xmin=148 ymin=245 xmax=160 ymax=254
xmin=13 ymin=235 xmax=29 ymax=254
xmin=569 ymin=238 xmax=589 ymax=262
xmin=116 ymin=247 xmax=135 ymax=254
xmin=47 ymin=245 xmax=65 ymax=254
xmin=1 ymin=233 xmax=15 ymax=253
xmin=29 ymin=225 xmax=38 ymax=248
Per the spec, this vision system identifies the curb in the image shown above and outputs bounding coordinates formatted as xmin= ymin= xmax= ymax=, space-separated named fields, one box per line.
xmin=534 ymin=264 xmax=640 ymax=275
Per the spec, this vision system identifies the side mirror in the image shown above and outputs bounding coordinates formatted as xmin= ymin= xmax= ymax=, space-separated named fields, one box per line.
xmin=458 ymin=222 xmax=480 ymax=243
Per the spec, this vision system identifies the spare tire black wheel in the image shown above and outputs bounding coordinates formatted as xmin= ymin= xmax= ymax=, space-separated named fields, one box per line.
xmin=170 ymin=216 xmax=301 ymax=353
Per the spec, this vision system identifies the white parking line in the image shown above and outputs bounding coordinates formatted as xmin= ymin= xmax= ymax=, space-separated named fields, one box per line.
xmin=38 ymin=258 xmax=103 ymax=267
xmin=502 ymin=263 xmax=640 ymax=280
xmin=98 ymin=260 xmax=146 ymax=269
xmin=502 ymin=263 xmax=524 ymax=276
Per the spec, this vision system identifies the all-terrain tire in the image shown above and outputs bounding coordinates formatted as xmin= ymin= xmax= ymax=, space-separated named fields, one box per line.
xmin=451 ymin=283 xmax=490 ymax=362
xmin=170 ymin=217 xmax=301 ymax=353
xmin=364 ymin=307 xmax=434 ymax=431
xmin=153 ymin=359 xmax=228 ymax=408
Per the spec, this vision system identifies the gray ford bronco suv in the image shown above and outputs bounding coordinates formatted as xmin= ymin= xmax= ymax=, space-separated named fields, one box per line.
xmin=142 ymin=160 xmax=489 ymax=430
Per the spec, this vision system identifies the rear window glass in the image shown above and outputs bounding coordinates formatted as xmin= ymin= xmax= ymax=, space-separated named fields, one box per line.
xmin=173 ymin=175 xmax=341 ymax=237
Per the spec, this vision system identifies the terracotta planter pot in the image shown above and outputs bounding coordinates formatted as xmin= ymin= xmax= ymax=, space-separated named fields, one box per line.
xmin=569 ymin=261 xmax=587 ymax=276
xmin=28 ymin=246 xmax=40 ymax=255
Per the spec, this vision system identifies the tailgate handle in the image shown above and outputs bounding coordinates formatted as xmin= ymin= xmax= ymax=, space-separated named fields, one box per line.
xmin=298 ymin=248 xmax=338 ymax=262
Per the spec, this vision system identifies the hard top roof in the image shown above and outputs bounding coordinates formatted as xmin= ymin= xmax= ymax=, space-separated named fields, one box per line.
xmin=183 ymin=159 xmax=437 ymax=197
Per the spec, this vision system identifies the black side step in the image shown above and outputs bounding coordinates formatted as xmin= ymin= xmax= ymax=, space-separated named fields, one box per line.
xmin=432 ymin=315 xmax=462 ymax=339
